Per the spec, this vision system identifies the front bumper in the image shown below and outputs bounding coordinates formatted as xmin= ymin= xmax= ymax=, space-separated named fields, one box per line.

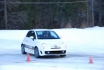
xmin=39 ymin=45 xmax=67 ymax=56
xmin=39 ymin=50 xmax=66 ymax=56
xmin=45 ymin=50 xmax=66 ymax=54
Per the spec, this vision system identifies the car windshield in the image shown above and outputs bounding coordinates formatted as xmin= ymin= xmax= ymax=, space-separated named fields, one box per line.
xmin=36 ymin=31 xmax=60 ymax=39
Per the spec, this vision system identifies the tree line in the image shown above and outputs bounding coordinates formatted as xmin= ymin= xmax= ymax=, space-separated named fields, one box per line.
xmin=0 ymin=0 xmax=104 ymax=29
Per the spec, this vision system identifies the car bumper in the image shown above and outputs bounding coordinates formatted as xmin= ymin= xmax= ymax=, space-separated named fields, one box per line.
xmin=45 ymin=50 xmax=66 ymax=54
xmin=39 ymin=50 xmax=66 ymax=56
xmin=39 ymin=45 xmax=67 ymax=56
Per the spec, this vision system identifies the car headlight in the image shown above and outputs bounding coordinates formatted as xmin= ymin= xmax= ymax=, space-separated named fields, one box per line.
xmin=62 ymin=42 xmax=65 ymax=46
xmin=62 ymin=42 xmax=66 ymax=48
xmin=42 ymin=43 xmax=47 ymax=47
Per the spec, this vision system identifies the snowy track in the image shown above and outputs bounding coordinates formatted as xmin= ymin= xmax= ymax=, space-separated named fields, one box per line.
xmin=0 ymin=27 xmax=104 ymax=70
xmin=0 ymin=49 xmax=104 ymax=70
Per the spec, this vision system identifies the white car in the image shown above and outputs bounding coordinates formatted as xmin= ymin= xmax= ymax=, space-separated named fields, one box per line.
xmin=21 ymin=29 xmax=67 ymax=58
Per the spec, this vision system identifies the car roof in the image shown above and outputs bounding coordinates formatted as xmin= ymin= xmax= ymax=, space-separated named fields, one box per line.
xmin=30 ymin=29 xmax=54 ymax=32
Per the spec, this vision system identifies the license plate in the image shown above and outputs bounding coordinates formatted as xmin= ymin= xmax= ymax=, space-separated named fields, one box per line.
xmin=51 ymin=45 xmax=60 ymax=49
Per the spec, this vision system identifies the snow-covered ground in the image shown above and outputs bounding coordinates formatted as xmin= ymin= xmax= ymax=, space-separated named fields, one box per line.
xmin=0 ymin=26 xmax=104 ymax=70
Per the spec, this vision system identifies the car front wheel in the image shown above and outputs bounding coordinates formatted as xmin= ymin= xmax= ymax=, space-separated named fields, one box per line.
xmin=21 ymin=44 xmax=26 ymax=54
xmin=34 ymin=47 xmax=40 ymax=58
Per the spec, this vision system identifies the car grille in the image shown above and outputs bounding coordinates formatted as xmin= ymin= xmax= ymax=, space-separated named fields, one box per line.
xmin=45 ymin=50 xmax=66 ymax=54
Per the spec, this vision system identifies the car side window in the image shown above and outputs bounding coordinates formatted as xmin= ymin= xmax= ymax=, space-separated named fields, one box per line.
xmin=26 ymin=31 xmax=36 ymax=39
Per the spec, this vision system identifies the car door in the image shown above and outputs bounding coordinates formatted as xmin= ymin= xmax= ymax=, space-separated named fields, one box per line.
xmin=25 ymin=31 xmax=36 ymax=54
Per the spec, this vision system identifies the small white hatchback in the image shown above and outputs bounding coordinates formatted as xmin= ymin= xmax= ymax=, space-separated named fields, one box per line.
xmin=21 ymin=29 xmax=67 ymax=58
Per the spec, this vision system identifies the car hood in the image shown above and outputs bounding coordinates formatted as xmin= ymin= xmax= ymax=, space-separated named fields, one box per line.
xmin=37 ymin=39 xmax=63 ymax=45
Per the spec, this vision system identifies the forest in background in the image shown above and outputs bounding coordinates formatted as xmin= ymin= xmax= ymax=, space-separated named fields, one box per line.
xmin=0 ymin=0 xmax=104 ymax=29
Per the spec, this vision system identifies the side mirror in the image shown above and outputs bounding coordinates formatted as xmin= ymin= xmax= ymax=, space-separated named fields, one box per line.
xmin=30 ymin=36 xmax=34 ymax=39
xmin=29 ymin=36 xmax=34 ymax=41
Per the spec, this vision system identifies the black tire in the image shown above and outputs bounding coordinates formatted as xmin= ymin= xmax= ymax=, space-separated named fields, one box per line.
xmin=34 ymin=47 xmax=40 ymax=58
xmin=21 ymin=44 xmax=26 ymax=54
xmin=60 ymin=55 xmax=66 ymax=57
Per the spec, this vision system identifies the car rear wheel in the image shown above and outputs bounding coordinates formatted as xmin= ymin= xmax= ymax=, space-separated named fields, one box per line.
xmin=60 ymin=55 xmax=66 ymax=57
xmin=34 ymin=47 xmax=40 ymax=58
xmin=21 ymin=44 xmax=26 ymax=54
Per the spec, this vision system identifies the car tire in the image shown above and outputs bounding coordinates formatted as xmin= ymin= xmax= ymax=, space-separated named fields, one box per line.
xmin=34 ymin=47 xmax=40 ymax=58
xmin=21 ymin=44 xmax=26 ymax=54
xmin=60 ymin=55 xmax=66 ymax=57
